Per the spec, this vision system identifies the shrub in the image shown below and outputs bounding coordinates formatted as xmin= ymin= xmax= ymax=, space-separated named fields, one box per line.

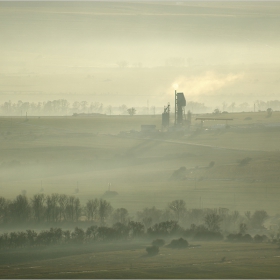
xmin=170 ymin=167 xmax=187 ymax=180
xmin=254 ymin=234 xmax=268 ymax=243
xmin=152 ymin=238 xmax=165 ymax=247
xmin=146 ymin=245 xmax=159 ymax=256
xmin=185 ymin=224 xmax=223 ymax=241
xmin=167 ymin=237 xmax=188 ymax=249
xmin=238 ymin=157 xmax=252 ymax=166
xmin=254 ymin=234 xmax=263 ymax=243
xmin=227 ymin=233 xmax=253 ymax=243
xmin=243 ymin=234 xmax=253 ymax=242
xmin=251 ymin=210 xmax=268 ymax=229
xmin=147 ymin=220 xmax=183 ymax=237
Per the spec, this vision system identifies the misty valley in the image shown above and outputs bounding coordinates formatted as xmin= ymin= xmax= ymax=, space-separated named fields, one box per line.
xmin=2 ymin=1 xmax=280 ymax=278
xmin=0 ymin=113 xmax=280 ymax=278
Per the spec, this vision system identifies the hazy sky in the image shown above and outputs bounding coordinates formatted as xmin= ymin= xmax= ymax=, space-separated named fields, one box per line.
xmin=1 ymin=1 xmax=280 ymax=107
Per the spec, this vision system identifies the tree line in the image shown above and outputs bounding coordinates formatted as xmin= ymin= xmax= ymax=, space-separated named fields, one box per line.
xmin=0 ymin=194 xmax=277 ymax=250
xmin=0 ymin=214 xmax=278 ymax=251
xmin=0 ymin=194 xmax=114 ymax=225
xmin=0 ymin=194 xmax=271 ymax=235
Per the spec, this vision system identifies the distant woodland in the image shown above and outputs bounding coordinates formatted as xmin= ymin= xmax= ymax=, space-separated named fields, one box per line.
xmin=1 ymin=99 xmax=280 ymax=116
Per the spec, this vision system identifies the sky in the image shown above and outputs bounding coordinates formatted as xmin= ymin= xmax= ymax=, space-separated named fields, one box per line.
xmin=0 ymin=1 xmax=280 ymax=108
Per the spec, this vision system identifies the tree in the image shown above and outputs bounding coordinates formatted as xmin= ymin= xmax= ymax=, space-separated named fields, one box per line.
xmin=112 ymin=208 xmax=129 ymax=224
xmin=58 ymin=194 xmax=68 ymax=222
xmin=73 ymin=197 xmax=82 ymax=222
xmin=65 ymin=196 xmax=76 ymax=222
xmin=204 ymin=212 xmax=223 ymax=232
xmin=106 ymin=105 xmax=113 ymax=115
xmin=147 ymin=220 xmax=181 ymax=237
xmin=239 ymin=223 xmax=247 ymax=234
xmin=267 ymin=108 xmax=273 ymax=117
xmin=213 ymin=108 xmax=221 ymax=114
xmin=112 ymin=222 xmax=130 ymax=239
xmin=128 ymin=221 xmax=145 ymax=238
xmin=169 ymin=200 xmax=186 ymax=222
xmin=26 ymin=230 xmax=37 ymax=246
xmin=85 ymin=199 xmax=99 ymax=221
xmin=31 ymin=194 xmax=45 ymax=223
xmin=127 ymin=107 xmax=136 ymax=116
xmin=71 ymin=227 xmax=85 ymax=243
xmin=97 ymin=226 xmax=117 ymax=241
xmin=9 ymin=195 xmax=30 ymax=223
xmin=98 ymin=199 xmax=113 ymax=225
xmin=137 ymin=206 xmax=163 ymax=228
xmin=45 ymin=194 xmax=59 ymax=222
xmin=251 ymin=210 xmax=268 ymax=229
xmin=0 ymin=197 xmax=9 ymax=223
xmin=119 ymin=104 xmax=128 ymax=115
xmin=86 ymin=225 xmax=98 ymax=241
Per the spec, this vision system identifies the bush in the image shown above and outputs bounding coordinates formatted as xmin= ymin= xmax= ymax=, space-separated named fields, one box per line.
xmin=243 ymin=234 xmax=253 ymax=242
xmin=238 ymin=157 xmax=252 ymax=166
xmin=147 ymin=220 xmax=182 ymax=237
xmin=167 ymin=238 xmax=188 ymax=249
xmin=185 ymin=224 xmax=224 ymax=241
xmin=170 ymin=167 xmax=187 ymax=180
xmin=227 ymin=233 xmax=253 ymax=243
xmin=251 ymin=210 xmax=268 ymax=229
xmin=254 ymin=234 xmax=268 ymax=243
xmin=152 ymin=238 xmax=165 ymax=247
xmin=146 ymin=245 xmax=159 ymax=255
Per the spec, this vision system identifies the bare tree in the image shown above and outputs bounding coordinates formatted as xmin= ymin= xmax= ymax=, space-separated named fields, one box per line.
xmin=73 ymin=197 xmax=82 ymax=222
xmin=31 ymin=194 xmax=45 ymax=223
xmin=85 ymin=199 xmax=99 ymax=222
xmin=58 ymin=194 xmax=68 ymax=222
xmin=0 ymin=197 xmax=9 ymax=223
xmin=239 ymin=223 xmax=247 ymax=234
xmin=98 ymin=199 xmax=113 ymax=225
xmin=169 ymin=200 xmax=186 ymax=222
xmin=10 ymin=195 xmax=30 ymax=223
xmin=112 ymin=208 xmax=129 ymax=224
xmin=45 ymin=194 xmax=59 ymax=223
xmin=204 ymin=212 xmax=223 ymax=232
xmin=119 ymin=104 xmax=128 ymax=115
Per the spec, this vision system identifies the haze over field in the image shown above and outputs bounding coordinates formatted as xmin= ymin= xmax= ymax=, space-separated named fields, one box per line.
xmin=1 ymin=1 xmax=280 ymax=107
xmin=2 ymin=2 xmax=280 ymax=279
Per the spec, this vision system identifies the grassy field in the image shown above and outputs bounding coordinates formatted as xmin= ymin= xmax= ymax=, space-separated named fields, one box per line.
xmin=1 ymin=240 xmax=280 ymax=278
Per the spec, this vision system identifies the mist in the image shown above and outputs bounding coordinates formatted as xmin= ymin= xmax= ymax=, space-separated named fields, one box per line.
xmin=1 ymin=2 xmax=280 ymax=107
xmin=1 ymin=1 xmax=280 ymax=279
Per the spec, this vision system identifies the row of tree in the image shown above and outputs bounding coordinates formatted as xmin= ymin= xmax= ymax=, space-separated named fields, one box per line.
xmin=2 ymin=99 xmax=279 ymax=116
xmin=0 ymin=221 xmax=146 ymax=250
xmin=0 ymin=216 xmax=277 ymax=250
xmin=0 ymin=100 xmax=158 ymax=116
xmin=137 ymin=201 xmax=269 ymax=233
xmin=0 ymin=194 xmax=114 ymax=224
xmin=0 ymin=194 xmax=270 ymax=235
